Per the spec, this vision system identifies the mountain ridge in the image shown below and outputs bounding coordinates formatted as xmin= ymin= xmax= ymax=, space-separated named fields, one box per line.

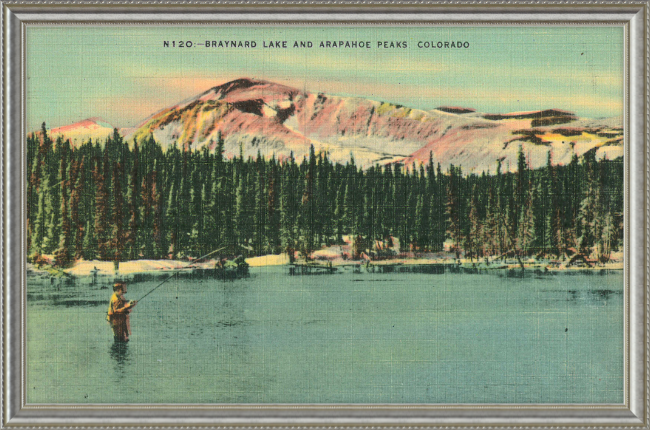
xmin=39 ymin=78 xmax=623 ymax=172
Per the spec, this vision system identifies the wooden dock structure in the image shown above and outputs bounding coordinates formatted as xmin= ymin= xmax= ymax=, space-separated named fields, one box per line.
xmin=289 ymin=263 xmax=338 ymax=275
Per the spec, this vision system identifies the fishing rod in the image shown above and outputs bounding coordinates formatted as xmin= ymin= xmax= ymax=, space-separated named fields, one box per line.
xmin=136 ymin=246 xmax=226 ymax=302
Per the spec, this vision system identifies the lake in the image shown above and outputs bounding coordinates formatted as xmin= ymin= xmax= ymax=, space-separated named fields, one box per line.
xmin=26 ymin=267 xmax=624 ymax=404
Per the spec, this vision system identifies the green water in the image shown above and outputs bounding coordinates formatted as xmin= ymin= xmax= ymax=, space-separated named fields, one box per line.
xmin=26 ymin=267 xmax=624 ymax=404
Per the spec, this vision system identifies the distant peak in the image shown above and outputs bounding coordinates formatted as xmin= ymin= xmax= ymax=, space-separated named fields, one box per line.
xmin=198 ymin=77 xmax=302 ymax=102
xmin=209 ymin=77 xmax=268 ymax=94
xmin=49 ymin=117 xmax=114 ymax=133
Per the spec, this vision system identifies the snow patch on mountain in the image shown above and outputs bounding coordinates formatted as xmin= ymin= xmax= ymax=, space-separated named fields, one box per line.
xmin=39 ymin=78 xmax=623 ymax=172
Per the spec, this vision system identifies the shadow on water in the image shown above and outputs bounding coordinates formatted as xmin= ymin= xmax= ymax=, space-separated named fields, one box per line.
xmin=288 ymin=264 xmax=621 ymax=278
xmin=26 ymin=293 xmax=105 ymax=308
xmin=565 ymin=289 xmax=621 ymax=300
xmin=539 ymin=288 xmax=622 ymax=306
xmin=55 ymin=299 xmax=106 ymax=307
xmin=128 ymin=269 xmax=250 ymax=283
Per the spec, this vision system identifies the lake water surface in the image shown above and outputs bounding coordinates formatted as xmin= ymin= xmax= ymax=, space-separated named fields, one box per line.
xmin=26 ymin=267 xmax=624 ymax=404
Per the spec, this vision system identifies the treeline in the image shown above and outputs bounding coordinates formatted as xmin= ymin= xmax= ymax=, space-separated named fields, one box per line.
xmin=26 ymin=124 xmax=623 ymax=267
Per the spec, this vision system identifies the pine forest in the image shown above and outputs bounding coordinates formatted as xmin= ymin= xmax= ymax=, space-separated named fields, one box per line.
xmin=26 ymin=124 xmax=624 ymax=267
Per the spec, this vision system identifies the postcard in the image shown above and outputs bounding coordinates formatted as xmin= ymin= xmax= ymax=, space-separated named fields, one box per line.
xmin=24 ymin=25 xmax=625 ymax=405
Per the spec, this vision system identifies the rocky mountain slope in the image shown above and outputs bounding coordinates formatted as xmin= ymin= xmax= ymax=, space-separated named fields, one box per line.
xmin=45 ymin=78 xmax=624 ymax=172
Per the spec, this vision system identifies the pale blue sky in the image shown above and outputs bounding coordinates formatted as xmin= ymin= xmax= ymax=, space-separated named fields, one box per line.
xmin=26 ymin=26 xmax=624 ymax=130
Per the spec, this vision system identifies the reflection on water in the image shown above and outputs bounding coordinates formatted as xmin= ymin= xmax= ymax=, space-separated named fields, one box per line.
xmin=109 ymin=341 xmax=130 ymax=378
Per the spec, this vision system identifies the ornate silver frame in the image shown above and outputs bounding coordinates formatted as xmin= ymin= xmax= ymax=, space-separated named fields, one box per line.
xmin=2 ymin=1 xmax=648 ymax=427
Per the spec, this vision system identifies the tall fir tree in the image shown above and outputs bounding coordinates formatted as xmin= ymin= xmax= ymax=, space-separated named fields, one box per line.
xmin=578 ymin=151 xmax=598 ymax=255
xmin=69 ymin=158 xmax=84 ymax=260
xmin=446 ymin=165 xmax=462 ymax=257
xmin=94 ymin=151 xmax=111 ymax=260
xmin=54 ymin=139 xmax=72 ymax=267
xmin=516 ymin=181 xmax=536 ymax=257
xmin=465 ymin=184 xmax=481 ymax=260
xmin=151 ymin=170 xmax=166 ymax=259
xmin=126 ymin=140 xmax=141 ymax=259
xmin=111 ymin=162 xmax=126 ymax=264
xmin=29 ymin=173 xmax=49 ymax=258
xmin=165 ymin=181 xmax=179 ymax=258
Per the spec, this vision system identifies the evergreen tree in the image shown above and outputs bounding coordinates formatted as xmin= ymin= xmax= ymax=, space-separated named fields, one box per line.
xmin=300 ymin=145 xmax=317 ymax=253
xmin=234 ymin=159 xmax=248 ymax=248
xmin=252 ymin=153 xmax=266 ymax=255
xmin=578 ymin=151 xmax=598 ymax=255
xmin=517 ymin=182 xmax=536 ymax=257
xmin=598 ymin=210 xmax=615 ymax=263
xmin=343 ymin=178 xmax=355 ymax=237
xmin=465 ymin=185 xmax=481 ymax=260
xmin=333 ymin=178 xmax=346 ymax=244
xmin=405 ymin=177 xmax=418 ymax=250
xmin=94 ymin=151 xmax=111 ymax=260
xmin=565 ymin=153 xmax=581 ymax=249
xmin=152 ymin=170 xmax=166 ymax=259
xmin=432 ymin=163 xmax=446 ymax=251
xmin=446 ymin=165 xmax=462 ymax=257
xmin=267 ymin=156 xmax=281 ymax=254
xmin=126 ymin=141 xmax=141 ymax=259
xmin=82 ymin=220 xmax=96 ymax=260
xmin=483 ymin=186 xmax=498 ymax=257
xmin=165 ymin=182 xmax=179 ymax=258
xmin=23 ymin=126 xmax=626 ymax=264
xmin=29 ymin=173 xmax=49 ymax=259
xmin=545 ymin=152 xmax=560 ymax=256
xmin=514 ymin=145 xmax=528 ymax=235
xmin=69 ymin=158 xmax=84 ymax=260
xmin=54 ymin=140 xmax=73 ymax=267
xmin=27 ymin=132 xmax=42 ymax=251
xmin=280 ymin=154 xmax=298 ymax=257
xmin=207 ymin=166 xmax=222 ymax=251
xmin=177 ymin=152 xmax=192 ymax=255
xmin=323 ymin=153 xmax=336 ymax=245
xmin=111 ymin=162 xmax=126 ymax=264
xmin=188 ymin=164 xmax=203 ymax=254
xmin=38 ymin=125 xmax=57 ymax=254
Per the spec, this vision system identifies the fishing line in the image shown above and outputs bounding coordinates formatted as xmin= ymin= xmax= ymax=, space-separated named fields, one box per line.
xmin=136 ymin=246 xmax=226 ymax=302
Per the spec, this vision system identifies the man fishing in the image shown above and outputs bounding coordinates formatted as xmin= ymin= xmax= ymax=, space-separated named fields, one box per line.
xmin=105 ymin=247 xmax=226 ymax=343
xmin=107 ymin=282 xmax=137 ymax=342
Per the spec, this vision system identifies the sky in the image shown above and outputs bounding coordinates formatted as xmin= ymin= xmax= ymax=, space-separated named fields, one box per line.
xmin=26 ymin=25 xmax=624 ymax=131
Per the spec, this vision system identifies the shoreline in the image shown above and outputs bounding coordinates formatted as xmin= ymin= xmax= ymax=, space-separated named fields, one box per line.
xmin=27 ymin=254 xmax=623 ymax=278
